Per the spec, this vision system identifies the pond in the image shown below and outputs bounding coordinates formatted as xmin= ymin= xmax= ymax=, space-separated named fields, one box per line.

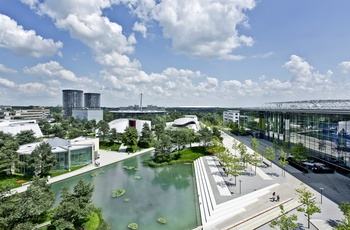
xmin=51 ymin=152 xmax=201 ymax=230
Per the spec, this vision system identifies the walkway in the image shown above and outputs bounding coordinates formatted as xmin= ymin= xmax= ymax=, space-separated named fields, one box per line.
xmin=11 ymin=147 xmax=155 ymax=194
xmin=194 ymin=132 xmax=345 ymax=229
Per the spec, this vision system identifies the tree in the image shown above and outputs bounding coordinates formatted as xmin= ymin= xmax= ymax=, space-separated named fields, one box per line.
xmin=334 ymin=202 xmax=350 ymax=230
xmin=122 ymin=127 xmax=139 ymax=149
xmin=251 ymin=151 xmax=261 ymax=176
xmin=18 ymin=177 xmax=54 ymax=223
xmin=296 ymin=184 xmax=321 ymax=229
xmin=153 ymin=116 xmax=166 ymax=141
xmin=0 ymin=141 xmax=20 ymax=175
xmin=291 ymin=142 xmax=309 ymax=163
xmin=238 ymin=142 xmax=248 ymax=167
xmin=269 ymin=205 xmax=298 ymax=230
xmin=264 ymin=146 xmax=276 ymax=167
xmin=51 ymin=124 xmax=66 ymax=138
xmin=109 ymin=128 xmax=118 ymax=144
xmin=185 ymin=129 xmax=197 ymax=147
xmin=272 ymin=139 xmax=280 ymax=153
xmin=170 ymin=129 xmax=188 ymax=156
xmin=212 ymin=127 xmax=222 ymax=141
xmin=52 ymin=179 xmax=94 ymax=229
xmin=15 ymin=130 xmax=36 ymax=145
xmin=0 ymin=184 xmax=20 ymax=229
xmin=39 ymin=120 xmax=51 ymax=137
xmin=138 ymin=123 xmax=153 ymax=148
xmin=153 ymin=133 xmax=173 ymax=163
xmin=278 ymin=149 xmax=288 ymax=177
xmin=28 ymin=142 xmax=56 ymax=176
xmin=198 ymin=127 xmax=213 ymax=146
xmin=0 ymin=177 xmax=54 ymax=229
xmin=232 ymin=139 xmax=239 ymax=155
xmin=217 ymin=150 xmax=244 ymax=185
xmin=97 ymin=120 xmax=110 ymax=141
xmin=251 ymin=137 xmax=259 ymax=152
xmin=52 ymin=113 xmax=62 ymax=123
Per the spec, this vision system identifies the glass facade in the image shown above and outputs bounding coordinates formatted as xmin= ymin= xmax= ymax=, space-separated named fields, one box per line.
xmin=240 ymin=109 xmax=350 ymax=176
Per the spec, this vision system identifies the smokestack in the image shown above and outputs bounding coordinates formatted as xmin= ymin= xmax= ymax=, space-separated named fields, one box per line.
xmin=140 ymin=93 xmax=143 ymax=112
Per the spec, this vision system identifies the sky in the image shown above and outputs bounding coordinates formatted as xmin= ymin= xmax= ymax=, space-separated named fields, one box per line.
xmin=1 ymin=0 xmax=350 ymax=108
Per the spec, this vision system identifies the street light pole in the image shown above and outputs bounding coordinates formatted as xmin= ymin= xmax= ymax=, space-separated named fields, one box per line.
xmin=239 ymin=180 xmax=242 ymax=194
xmin=320 ymin=188 xmax=324 ymax=204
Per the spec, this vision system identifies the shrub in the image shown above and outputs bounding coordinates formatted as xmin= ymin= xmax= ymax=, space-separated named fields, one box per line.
xmin=112 ymin=189 xmax=125 ymax=198
xmin=157 ymin=217 xmax=167 ymax=224
xmin=127 ymin=223 xmax=138 ymax=230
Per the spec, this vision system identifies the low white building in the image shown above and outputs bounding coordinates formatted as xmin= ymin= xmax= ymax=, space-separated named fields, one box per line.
xmin=0 ymin=119 xmax=43 ymax=138
xmin=172 ymin=115 xmax=200 ymax=132
xmin=223 ymin=110 xmax=240 ymax=125
xmin=98 ymin=119 xmax=151 ymax=135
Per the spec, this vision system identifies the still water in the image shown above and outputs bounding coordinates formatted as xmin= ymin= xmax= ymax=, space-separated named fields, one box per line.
xmin=51 ymin=152 xmax=201 ymax=230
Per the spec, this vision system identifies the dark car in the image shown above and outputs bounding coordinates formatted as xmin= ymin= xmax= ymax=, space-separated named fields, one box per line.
xmin=312 ymin=165 xmax=335 ymax=174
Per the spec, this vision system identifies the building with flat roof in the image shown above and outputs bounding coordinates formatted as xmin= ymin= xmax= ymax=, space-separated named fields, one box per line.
xmin=223 ymin=110 xmax=240 ymax=125
xmin=239 ymin=99 xmax=350 ymax=177
xmin=111 ymin=105 xmax=166 ymax=118
xmin=17 ymin=136 xmax=99 ymax=173
xmin=84 ymin=93 xmax=101 ymax=108
xmin=3 ymin=108 xmax=50 ymax=120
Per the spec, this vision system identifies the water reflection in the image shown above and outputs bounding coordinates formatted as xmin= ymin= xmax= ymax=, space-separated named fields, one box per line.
xmin=152 ymin=165 xmax=191 ymax=190
xmin=51 ymin=152 xmax=200 ymax=230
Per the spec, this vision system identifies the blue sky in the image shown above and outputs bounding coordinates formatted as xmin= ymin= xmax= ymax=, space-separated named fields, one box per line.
xmin=1 ymin=0 xmax=350 ymax=108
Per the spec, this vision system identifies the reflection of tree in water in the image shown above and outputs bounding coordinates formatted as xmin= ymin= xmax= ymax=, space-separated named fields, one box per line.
xmin=152 ymin=165 xmax=191 ymax=190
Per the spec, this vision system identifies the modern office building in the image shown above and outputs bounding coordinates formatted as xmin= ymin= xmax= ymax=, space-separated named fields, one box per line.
xmin=3 ymin=108 xmax=50 ymax=120
xmin=111 ymin=104 xmax=166 ymax=118
xmin=84 ymin=93 xmax=101 ymax=108
xmin=223 ymin=110 xmax=240 ymax=125
xmin=72 ymin=108 xmax=103 ymax=122
xmin=238 ymin=99 xmax=350 ymax=176
xmin=62 ymin=89 xmax=83 ymax=118
xmin=17 ymin=136 xmax=99 ymax=173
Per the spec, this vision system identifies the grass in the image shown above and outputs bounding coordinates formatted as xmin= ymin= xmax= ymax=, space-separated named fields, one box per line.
xmin=0 ymin=164 xmax=89 ymax=189
xmin=177 ymin=146 xmax=212 ymax=162
xmin=0 ymin=172 xmax=32 ymax=188
xmin=99 ymin=141 xmax=121 ymax=151
xmin=46 ymin=165 xmax=88 ymax=177
xmin=84 ymin=212 xmax=100 ymax=230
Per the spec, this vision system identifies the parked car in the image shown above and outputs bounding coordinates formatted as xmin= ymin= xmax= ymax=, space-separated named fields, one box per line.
xmin=312 ymin=165 xmax=334 ymax=174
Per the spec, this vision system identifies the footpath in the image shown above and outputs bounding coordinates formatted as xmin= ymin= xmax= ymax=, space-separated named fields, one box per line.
xmin=11 ymin=145 xmax=155 ymax=194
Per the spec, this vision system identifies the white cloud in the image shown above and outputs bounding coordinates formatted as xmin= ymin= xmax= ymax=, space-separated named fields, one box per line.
xmin=339 ymin=61 xmax=350 ymax=74
xmin=0 ymin=14 xmax=63 ymax=57
xmin=0 ymin=64 xmax=17 ymax=74
xmin=23 ymin=61 xmax=79 ymax=82
xmin=283 ymin=55 xmax=333 ymax=92
xmin=133 ymin=22 xmax=147 ymax=38
xmin=148 ymin=0 xmax=256 ymax=59
xmin=0 ymin=77 xmax=16 ymax=88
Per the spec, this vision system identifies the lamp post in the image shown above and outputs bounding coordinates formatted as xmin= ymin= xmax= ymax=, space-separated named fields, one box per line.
xmin=239 ymin=180 xmax=242 ymax=194
xmin=320 ymin=188 xmax=324 ymax=204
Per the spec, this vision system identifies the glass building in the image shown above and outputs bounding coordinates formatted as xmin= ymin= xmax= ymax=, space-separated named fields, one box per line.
xmin=18 ymin=137 xmax=98 ymax=173
xmin=239 ymin=100 xmax=350 ymax=177
xmin=62 ymin=89 xmax=84 ymax=118
xmin=84 ymin=93 xmax=101 ymax=108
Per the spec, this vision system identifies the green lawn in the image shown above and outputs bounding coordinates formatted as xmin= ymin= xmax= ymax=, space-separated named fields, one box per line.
xmin=99 ymin=141 xmax=121 ymax=151
xmin=179 ymin=146 xmax=212 ymax=160
xmin=0 ymin=172 xmax=32 ymax=188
